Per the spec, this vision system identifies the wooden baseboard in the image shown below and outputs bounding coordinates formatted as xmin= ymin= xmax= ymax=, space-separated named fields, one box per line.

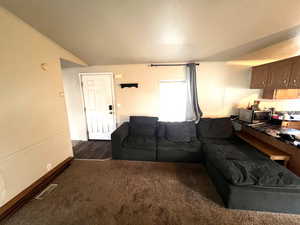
xmin=0 ymin=157 xmax=73 ymax=221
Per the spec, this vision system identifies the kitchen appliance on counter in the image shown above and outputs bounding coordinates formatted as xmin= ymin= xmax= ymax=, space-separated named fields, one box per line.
xmin=239 ymin=109 xmax=270 ymax=124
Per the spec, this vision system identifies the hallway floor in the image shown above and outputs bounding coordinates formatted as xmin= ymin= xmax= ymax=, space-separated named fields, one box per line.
xmin=72 ymin=141 xmax=112 ymax=160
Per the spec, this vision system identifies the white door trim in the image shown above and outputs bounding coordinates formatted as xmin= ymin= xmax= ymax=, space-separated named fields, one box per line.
xmin=79 ymin=72 xmax=116 ymax=140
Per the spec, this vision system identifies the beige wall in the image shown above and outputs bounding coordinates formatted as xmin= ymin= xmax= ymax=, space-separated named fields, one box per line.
xmin=0 ymin=7 xmax=86 ymax=207
xmin=62 ymin=71 xmax=88 ymax=140
xmin=63 ymin=63 xmax=260 ymax=140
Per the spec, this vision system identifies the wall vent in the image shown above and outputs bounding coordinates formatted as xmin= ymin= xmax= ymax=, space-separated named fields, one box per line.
xmin=35 ymin=184 xmax=58 ymax=200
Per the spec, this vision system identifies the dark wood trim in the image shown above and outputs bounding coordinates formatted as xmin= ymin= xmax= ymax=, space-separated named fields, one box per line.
xmin=241 ymin=125 xmax=300 ymax=176
xmin=0 ymin=157 xmax=73 ymax=221
xmin=251 ymin=55 xmax=300 ymax=90
xmin=242 ymin=126 xmax=297 ymax=155
xmin=236 ymin=131 xmax=290 ymax=166
xmin=262 ymin=88 xmax=275 ymax=99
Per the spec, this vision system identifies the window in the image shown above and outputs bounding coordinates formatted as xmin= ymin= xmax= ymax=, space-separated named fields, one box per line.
xmin=159 ymin=81 xmax=187 ymax=121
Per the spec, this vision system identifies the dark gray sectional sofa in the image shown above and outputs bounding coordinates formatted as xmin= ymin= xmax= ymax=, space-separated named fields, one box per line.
xmin=157 ymin=121 xmax=202 ymax=162
xmin=111 ymin=116 xmax=300 ymax=214
xmin=112 ymin=116 xmax=158 ymax=161
xmin=112 ymin=116 xmax=202 ymax=162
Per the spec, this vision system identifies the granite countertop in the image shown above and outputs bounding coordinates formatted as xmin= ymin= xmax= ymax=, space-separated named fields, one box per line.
xmin=234 ymin=120 xmax=300 ymax=149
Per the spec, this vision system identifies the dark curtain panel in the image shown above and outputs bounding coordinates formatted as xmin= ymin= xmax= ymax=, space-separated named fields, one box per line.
xmin=186 ymin=63 xmax=202 ymax=122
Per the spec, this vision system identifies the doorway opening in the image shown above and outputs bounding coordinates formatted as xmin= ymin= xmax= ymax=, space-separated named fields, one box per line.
xmin=73 ymin=73 xmax=116 ymax=159
xmin=80 ymin=73 xmax=117 ymax=140
xmin=60 ymin=61 xmax=115 ymax=160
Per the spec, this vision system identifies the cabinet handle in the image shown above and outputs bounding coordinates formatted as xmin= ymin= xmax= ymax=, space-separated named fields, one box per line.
xmin=294 ymin=79 xmax=297 ymax=83
xmin=283 ymin=79 xmax=287 ymax=83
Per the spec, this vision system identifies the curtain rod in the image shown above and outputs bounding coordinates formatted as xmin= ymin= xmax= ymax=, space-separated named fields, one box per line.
xmin=150 ymin=63 xmax=199 ymax=67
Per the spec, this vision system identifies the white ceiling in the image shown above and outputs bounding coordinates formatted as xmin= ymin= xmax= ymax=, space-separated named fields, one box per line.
xmin=2 ymin=0 xmax=300 ymax=65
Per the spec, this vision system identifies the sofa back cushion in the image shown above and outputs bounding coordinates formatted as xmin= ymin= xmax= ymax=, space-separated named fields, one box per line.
xmin=129 ymin=116 xmax=158 ymax=137
xmin=197 ymin=117 xmax=233 ymax=139
xmin=157 ymin=122 xmax=166 ymax=138
xmin=158 ymin=121 xmax=196 ymax=142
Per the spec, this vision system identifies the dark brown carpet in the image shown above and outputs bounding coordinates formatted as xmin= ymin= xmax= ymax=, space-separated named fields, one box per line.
xmin=3 ymin=160 xmax=300 ymax=225
xmin=73 ymin=141 xmax=111 ymax=159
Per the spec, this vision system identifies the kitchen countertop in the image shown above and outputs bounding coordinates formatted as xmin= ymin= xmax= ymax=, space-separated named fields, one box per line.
xmin=234 ymin=120 xmax=300 ymax=149
xmin=285 ymin=114 xmax=300 ymax=121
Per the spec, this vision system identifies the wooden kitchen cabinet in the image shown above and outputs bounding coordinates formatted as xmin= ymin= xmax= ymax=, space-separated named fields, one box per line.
xmin=251 ymin=55 xmax=300 ymax=90
xmin=262 ymin=88 xmax=300 ymax=99
xmin=289 ymin=56 xmax=300 ymax=88
xmin=282 ymin=121 xmax=300 ymax=130
xmin=275 ymin=89 xmax=300 ymax=99
xmin=250 ymin=65 xmax=269 ymax=88
xmin=268 ymin=59 xmax=293 ymax=89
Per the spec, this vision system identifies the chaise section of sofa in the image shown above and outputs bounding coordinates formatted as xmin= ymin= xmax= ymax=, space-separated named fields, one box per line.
xmin=199 ymin=117 xmax=300 ymax=214
xmin=206 ymin=156 xmax=300 ymax=214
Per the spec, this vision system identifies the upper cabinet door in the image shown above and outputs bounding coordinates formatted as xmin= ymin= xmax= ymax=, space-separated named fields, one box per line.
xmin=268 ymin=59 xmax=293 ymax=89
xmin=289 ymin=56 xmax=300 ymax=89
xmin=250 ymin=65 xmax=269 ymax=89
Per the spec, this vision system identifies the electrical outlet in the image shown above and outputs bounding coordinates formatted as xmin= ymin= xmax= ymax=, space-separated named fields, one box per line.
xmin=46 ymin=163 xmax=52 ymax=171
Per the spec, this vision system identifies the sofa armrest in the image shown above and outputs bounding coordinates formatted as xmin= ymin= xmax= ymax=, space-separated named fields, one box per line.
xmin=111 ymin=122 xmax=129 ymax=159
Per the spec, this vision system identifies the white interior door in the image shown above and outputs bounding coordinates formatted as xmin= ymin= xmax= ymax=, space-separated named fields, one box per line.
xmin=81 ymin=73 xmax=116 ymax=140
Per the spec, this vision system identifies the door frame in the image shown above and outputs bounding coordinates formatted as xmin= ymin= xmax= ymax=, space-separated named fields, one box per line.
xmin=79 ymin=72 xmax=117 ymax=140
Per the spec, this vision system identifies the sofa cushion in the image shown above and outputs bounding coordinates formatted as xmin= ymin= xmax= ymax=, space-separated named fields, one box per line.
xmin=206 ymin=160 xmax=300 ymax=214
xmin=158 ymin=138 xmax=201 ymax=153
xmin=157 ymin=122 xmax=166 ymax=138
xmin=204 ymin=141 xmax=268 ymax=166
xmin=204 ymin=142 xmax=300 ymax=187
xmin=166 ymin=122 xmax=191 ymax=142
xmin=129 ymin=116 xmax=158 ymax=137
xmin=123 ymin=136 xmax=156 ymax=151
xmin=201 ymin=138 xmax=235 ymax=145
xmin=197 ymin=117 xmax=233 ymax=139
xmin=164 ymin=121 xmax=196 ymax=142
